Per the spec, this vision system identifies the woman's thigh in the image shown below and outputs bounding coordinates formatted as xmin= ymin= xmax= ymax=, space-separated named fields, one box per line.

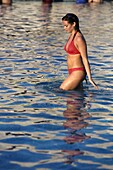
xmin=60 ymin=71 xmax=85 ymax=90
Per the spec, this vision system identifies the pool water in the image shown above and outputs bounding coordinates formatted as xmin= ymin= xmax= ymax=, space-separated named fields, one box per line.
xmin=0 ymin=1 xmax=113 ymax=170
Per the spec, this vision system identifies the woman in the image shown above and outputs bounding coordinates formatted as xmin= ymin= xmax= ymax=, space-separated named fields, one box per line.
xmin=60 ymin=13 xmax=98 ymax=91
xmin=1 ymin=0 xmax=12 ymax=5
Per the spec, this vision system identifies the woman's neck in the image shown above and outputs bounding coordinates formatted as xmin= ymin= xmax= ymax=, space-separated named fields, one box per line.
xmin=71 ymin=30 xmax=77 ymax=36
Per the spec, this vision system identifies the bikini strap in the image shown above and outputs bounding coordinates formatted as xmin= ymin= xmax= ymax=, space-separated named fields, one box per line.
xmin=72 ymin=31 xmax=78 ymax=40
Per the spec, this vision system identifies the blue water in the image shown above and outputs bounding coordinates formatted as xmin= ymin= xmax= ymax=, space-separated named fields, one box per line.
xmin=0 ymin=1 xmax=113 ymax=170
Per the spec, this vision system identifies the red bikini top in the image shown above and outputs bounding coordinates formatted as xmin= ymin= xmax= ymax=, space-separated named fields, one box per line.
xmin=64 ymin=32 xmax=80 ymax=55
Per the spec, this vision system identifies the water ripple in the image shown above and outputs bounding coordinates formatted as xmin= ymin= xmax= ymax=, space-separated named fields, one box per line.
xmin=0 ymin=1 xmax=113 ymax=170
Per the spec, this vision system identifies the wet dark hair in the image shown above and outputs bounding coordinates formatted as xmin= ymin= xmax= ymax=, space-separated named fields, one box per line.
xmin=62 ymin=13 xmax=79 ymax=31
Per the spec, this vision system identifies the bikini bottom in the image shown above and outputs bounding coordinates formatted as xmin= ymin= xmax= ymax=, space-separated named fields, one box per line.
xmin=68 ymin=67 xmax=85 ymax=75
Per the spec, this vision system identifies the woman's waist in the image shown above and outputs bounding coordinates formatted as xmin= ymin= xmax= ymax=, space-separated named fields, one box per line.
xmin=67 ymin=57 xmax=83 ymax=67
xmin=68 ymin=63 xmax=84 ymax=69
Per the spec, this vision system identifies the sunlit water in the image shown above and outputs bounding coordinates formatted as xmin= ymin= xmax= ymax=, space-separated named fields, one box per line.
xmin=0 ymin=1 xmax=113 ymax=170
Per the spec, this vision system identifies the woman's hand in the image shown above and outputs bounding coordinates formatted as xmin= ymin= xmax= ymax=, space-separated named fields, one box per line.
xmin=89 ymin=78 xmax=99 ymax=90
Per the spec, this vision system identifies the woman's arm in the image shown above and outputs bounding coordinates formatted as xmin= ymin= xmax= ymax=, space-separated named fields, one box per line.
xmin=76 ymin=35 xmax=98 ymax=89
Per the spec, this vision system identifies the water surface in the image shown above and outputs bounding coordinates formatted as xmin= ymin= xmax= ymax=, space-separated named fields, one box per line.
xmin=0 ymin=1 xmax=113 ymax=170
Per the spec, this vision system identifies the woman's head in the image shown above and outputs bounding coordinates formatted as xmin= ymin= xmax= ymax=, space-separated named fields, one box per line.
xmin=62 ymin=13 xmax=79 ymax=32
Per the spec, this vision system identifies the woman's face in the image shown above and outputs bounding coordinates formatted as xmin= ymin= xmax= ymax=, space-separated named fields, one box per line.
xmin=62 ymin=20 xmax=75 ymax=33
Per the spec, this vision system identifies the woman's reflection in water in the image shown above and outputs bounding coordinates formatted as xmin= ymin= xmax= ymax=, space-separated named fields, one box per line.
xmin=62 ymin=89 xmax=91 ymax=163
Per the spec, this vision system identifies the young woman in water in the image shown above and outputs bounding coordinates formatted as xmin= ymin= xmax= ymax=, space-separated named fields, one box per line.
xmin=60 ymin=13 xmax=98 ymax=91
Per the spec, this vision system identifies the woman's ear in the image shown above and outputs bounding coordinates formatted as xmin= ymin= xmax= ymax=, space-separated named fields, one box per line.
xmin=73 ymin=22 xmax=76 ymax=27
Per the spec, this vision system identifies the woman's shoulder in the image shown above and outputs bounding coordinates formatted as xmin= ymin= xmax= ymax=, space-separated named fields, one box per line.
xmin=75 ymin=32 xmax=86 ymax=47
xmin=75 ymin=32 xmax=84 ymax=42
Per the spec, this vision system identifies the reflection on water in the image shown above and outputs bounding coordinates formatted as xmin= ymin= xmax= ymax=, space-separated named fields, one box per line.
xmin=0 ymin=1 xmax=113 ymax=170
xmin=62 ymin=90 xmax=90 ymax=164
